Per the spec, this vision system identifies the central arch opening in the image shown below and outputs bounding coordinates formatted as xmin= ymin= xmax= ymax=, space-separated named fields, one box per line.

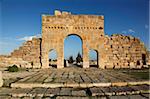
xmin=64 ymin=34 xmax=83 ymax=67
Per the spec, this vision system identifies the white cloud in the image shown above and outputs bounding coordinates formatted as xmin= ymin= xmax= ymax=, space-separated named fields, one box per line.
xmin=122 ymin=31 xmax=127 ymax=34
xmin=145 ymin=24 xmax=149 ymax=29
xmin=18 ymin=34 xmax=41 ymax=41
xmin=122 ymin=29 xmax=135 ymax=34
xmin=128 ymin=29 xmax=135 ymax=33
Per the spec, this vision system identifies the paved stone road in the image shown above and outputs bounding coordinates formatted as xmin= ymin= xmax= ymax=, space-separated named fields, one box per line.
xmin=11 ymin=67 xmax=149 ymax=88
xmin=0 ymin=67 xmax=149 ymax=98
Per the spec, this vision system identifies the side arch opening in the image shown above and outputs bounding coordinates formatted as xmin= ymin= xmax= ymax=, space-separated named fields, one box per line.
xmin=89 ymin=49 xmax=98 ymax=68
xmin=48 ymin=49 xmax=57 ymax=68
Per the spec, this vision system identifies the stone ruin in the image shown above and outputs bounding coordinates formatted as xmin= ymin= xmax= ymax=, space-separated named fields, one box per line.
xmin=0 ymin=10 xmax=149 ymax=69
xmin=0 ymin=38 xmax=41 ymax=68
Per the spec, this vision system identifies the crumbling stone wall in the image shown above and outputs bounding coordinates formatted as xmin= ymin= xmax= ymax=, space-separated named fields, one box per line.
xmin=103 ymin=34 xmax=148 ymax=69
xmin=9 ymin=38 xmax=41 ymax=68
xmin=0 ymin=55 xmax=30 ymax=68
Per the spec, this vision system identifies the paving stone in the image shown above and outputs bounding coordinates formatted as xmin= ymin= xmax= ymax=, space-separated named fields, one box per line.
xmin=44 ymin=76 xmax=53 ymax=83
xmin=59 ymin=88 xmax=72 ymax=96
xmin=35 ymin=74 xmax=49 ymax=83
xmin=25 ymin=73 xmax=43 ymax=82
xmin=128 ymin=94 xmax=147 ymax=99
xmin=97 ymin=74 xmax=109 ymax=82
xmin=3 ymin=79 xmax=16 ymax=87
xmin=109 ymin=87 xmax=127 ymax=95
xmin=141 ymin=93 xmax=150 ymax=98
xmin=11 ymin=97 xmax=21 ymax=99
xmin=81 ymin=74 xmax=92 ymax=83
xmin=91 ymin=96 xmax=107 ymax=99
xmin=49 ymin=72 xmax=56 ymax=79
xmin=90 ymin=87 xmax=104 ymax=96
xmin=117 ymin=86 xmax=134 ymax=95
xmin=33 ymin=96 xmax=42 ymax=99
xmin=28 ymin=87 xmax=47 ymax=97
xmin=100 ymin=87 xmax=113 ymax=96
xmin=129 ymin=85 xmax=145 ymax=94
xmin=18 ymin=72 xmax=40 ymax=82
xmin=132 ymin=85 xmax=150 ymax=91
xmin=72 ymin=89 xmax=86 ymax=96
xmin=11 ymin=88 xmax=32 ymax=97
xmin=0 ymin=87 xmax=13 ymax=96
xmin=22 ymin=96 xmax=33 ymax=99
xmin=66 ymin=79 xmax=76 ymax=84
xmin=44 ymin=88 xmax=60 ymax=97
xmin=109 ymin=95 xmax=129 ymax=99
xmin=56 ymin=96 xmax=89 ymax=99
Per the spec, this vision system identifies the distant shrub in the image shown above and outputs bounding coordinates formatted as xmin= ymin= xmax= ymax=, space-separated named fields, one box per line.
xmin=8 ymin=65 xmax=19 ymax=72
xmin=68 ymin=56 xmax=74 ymax=64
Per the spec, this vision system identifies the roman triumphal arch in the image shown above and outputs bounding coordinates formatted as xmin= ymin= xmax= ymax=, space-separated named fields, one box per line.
xmin=41 ymin=10 xmax=106 ymax=69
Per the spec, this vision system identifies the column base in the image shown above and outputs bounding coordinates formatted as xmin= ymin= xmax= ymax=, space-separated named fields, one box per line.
xmin=83 ymin=62 xmax=89 ymax=68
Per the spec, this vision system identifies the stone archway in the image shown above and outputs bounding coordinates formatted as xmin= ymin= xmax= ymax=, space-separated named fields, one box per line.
xmin=41 ymin=10 xmax=105 ymax=69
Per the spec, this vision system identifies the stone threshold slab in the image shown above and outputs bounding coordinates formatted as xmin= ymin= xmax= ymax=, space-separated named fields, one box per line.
xmin=10 ymin=80 xmax=150 ymax=88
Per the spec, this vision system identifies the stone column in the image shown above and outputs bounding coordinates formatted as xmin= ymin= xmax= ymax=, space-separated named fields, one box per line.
xmin=0 ymin=71 xmax=3 ymax=87
xmin=41 ymin=40 xmax=49 ymax=68
xmin=57 ymin=44 xmax=64 ymax=69
xmin=99 ymin=53 xmax=105 ymax=69
xmin=41 ymin=51 xmax=49 ymax=68
xmin=83 ymin=42 xmax=89 ymax=68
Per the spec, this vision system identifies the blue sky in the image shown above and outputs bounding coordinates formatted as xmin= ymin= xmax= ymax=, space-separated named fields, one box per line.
xmin=0 ymin=0 xmax=149 ymax=59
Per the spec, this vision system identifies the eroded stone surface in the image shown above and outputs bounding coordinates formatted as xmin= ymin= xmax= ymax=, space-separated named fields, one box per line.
xmin=9 ymin=67 xmax=149 ymax=89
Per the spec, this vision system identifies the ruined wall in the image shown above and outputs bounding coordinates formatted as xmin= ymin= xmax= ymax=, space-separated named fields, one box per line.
xmin=0 ymin=55 xmax=30 ymax=68
xmin=11 ymin=38 xmax=42 ymax=68
xmin=103 ymin=34 xmax=148 ymax=69
xmin=0 ymin=38 xmax=42 ymax=68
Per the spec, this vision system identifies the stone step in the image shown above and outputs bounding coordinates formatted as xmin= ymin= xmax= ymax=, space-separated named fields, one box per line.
xmin=11 ymin=80 xmax=150 ymax=88
xmin=0 ymin=86 xmax=149 ymax=98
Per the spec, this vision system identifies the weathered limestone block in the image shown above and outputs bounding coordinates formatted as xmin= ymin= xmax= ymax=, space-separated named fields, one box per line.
xmin=55 ymin=10 xmax=62 ymax=16
xmin=130 ymin=62 xmax=136 ymax=68
xmin=0 ymin=71 xmax=3 ymax=87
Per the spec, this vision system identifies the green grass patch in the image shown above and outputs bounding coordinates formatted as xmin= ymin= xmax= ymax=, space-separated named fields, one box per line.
xmin=121 ymin=69 xmax=149 ymax=80
xmin=126 ymin=72 xmax=149 ymax=80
